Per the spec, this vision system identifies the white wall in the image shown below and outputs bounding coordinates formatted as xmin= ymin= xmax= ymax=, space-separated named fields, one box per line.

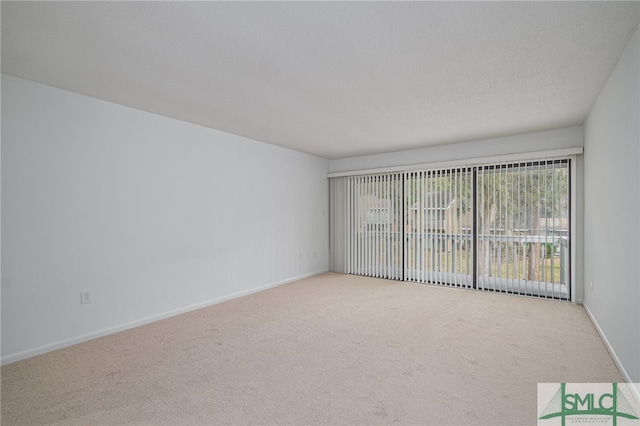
xmin=1 ymin=75 xmax=329 ymax=364
xmin=583 ymin=27 xmax=639 ymax=384
xmin=329 ymin=126 xmax=583 ymax=173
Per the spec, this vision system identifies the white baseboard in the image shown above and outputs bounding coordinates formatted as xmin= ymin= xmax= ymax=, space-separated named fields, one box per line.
xmin=582 ymin=303 xmax=640 ymax=405
xmin=1 ymin=270 xmax=329 ymax=366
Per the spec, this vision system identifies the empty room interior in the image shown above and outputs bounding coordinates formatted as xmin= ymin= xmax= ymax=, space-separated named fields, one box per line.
xmin=1 ymin=2 xmax=639 ymax=425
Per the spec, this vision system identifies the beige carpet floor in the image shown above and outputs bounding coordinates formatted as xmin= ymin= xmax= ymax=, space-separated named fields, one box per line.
xmin=1 ymin=272 xmax=624 ymax=425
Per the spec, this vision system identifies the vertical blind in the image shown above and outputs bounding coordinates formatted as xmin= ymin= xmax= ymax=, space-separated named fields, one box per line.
xmin=476 ymin=159 xmax=569 ymax=298
xmin=404 ymin=167 xmax=473 ymax=287
xmin=329 ymin=173 xmax=403 ymax=280
xmin=329 ymin=158 xmax=570 ymax=300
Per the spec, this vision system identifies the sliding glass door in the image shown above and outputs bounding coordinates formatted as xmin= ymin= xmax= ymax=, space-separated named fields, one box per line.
xmin=329 ymin=158 xmax=571 ymax=300
xmin=476 ymin=159 xmax=569 ymax=298
xmin=404 ymin=168 xmax=473 ymax=287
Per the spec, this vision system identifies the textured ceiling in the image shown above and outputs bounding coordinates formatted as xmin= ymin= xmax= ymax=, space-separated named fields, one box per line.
xmin=2 ymin=2 xmax=639 ymax=159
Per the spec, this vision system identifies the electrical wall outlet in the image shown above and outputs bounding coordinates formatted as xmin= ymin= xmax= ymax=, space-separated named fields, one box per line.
xmin=80 ymin=290 xmax=92 ymax=304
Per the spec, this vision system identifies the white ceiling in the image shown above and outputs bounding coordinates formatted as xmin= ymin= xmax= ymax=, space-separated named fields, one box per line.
xmin=2 ymin=2 xmax=639 ymax=159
